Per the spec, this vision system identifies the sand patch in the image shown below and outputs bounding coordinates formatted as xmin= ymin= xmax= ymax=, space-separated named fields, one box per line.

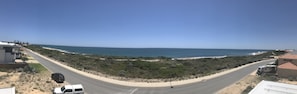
xmin=27 ymin=56 xmax=35 ymax=60
xmin=26 ymin=60 xmax=39 ymax=63
xmin=15 ymin=59 xmax=24 ymax=63
xmin=0 ymin=71 xmax=68 ymax=94
xmin=217 ymin=75 xmax=258 ymax=94
xmin=0 ymin=72 xmax=7 ymax=76
xmin=6 ymin=73 xmax=21 ymax=82
xmin=278 ymin=79 xmax=297 ymax=85
xmin=217 ymin=71 xmax=297 ymax=94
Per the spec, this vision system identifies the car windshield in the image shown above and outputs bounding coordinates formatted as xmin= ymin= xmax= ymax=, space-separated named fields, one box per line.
xmin=61 ymin=86 xmax=65 ymax=91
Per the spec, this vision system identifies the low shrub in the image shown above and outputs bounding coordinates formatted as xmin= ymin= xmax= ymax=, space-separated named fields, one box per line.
xmin=26 ymin=45 xmax=286 ymax=79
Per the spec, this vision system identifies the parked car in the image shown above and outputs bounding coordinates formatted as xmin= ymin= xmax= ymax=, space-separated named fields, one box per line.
xmin=53 ymin=84 xmax=84 ymax=94
xmin=256 ymin=65 xmax=277 ymax=75
xmin=51 ymin=73 xmax=65 ymax=83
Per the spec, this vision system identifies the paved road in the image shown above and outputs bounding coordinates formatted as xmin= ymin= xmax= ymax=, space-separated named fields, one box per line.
xmin=25 ymin=50 xmax=275 ymax=94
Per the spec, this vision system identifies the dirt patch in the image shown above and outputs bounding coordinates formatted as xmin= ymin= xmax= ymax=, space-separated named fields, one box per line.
xmin=26 ymin=60 xmax=39 ymax=64
xmin=217 ymin=75 xmax=259 ymax=94
xmin=0 ymin=51 xmax=67 ymax=94
xmin=278 ymin=78 xmax=297 ymax=85
xmin=0 ymin=71 xmax=68 ymax=94
xmin=0 ymin=72 xmax=7 ymax=76
xmin=217 ymin=70 xmax=297 ymax=94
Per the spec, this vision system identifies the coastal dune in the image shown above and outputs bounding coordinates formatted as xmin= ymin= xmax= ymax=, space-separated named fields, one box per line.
xmin=25 ymin=48 xmax=273 ymax=87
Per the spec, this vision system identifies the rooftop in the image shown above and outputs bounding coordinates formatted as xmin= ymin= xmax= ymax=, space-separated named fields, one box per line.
xmin=278 ymin=62 xmax=297 ymax=70
xmin=249 ymin=80 xmax=297 ymax=94
xmin=0 ymin=87 xmax=15 ymax=94
xmin=64 ymin=84 xmax=83 ymax=89
xmin=278 ymin=53 xmax=297 ymax=59
xmin=0 ymin=42 xmax=16 ymax=46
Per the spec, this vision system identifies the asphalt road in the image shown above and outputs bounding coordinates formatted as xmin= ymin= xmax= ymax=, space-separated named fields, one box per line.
xmin=25 ymin=50 xmax=275 ymax=94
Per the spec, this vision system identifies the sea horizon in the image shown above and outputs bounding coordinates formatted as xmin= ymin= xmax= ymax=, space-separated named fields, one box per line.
xmin=37 ymin=44 xmax=271 ymax=58
xmin=35 ymin=43 xmax=273 ymax=50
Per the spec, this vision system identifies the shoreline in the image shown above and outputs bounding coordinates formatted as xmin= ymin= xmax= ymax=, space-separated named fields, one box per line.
xmin=173 ymin=55 xmax=227 ymax=60
xmin=25 ymin=48 xmax=275 ymax=87
xmin=42 ymin=47 xmax=70 ymax=53
xmin=41 ymin=46 xmax=266 ymax=60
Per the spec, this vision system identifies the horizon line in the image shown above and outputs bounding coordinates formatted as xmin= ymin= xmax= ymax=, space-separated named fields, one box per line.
xmin=33 ymin=43 xmax=275 ymax=50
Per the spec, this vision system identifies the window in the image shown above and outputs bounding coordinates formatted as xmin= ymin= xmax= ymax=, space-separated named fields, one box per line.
xmin=3 ymin=47 xmax=12 ymax=53
xmin=64 ymin=89 xmax=73 ymax=92
xmin=61 ymin=86 xmax=65 ymax=92
xmin=75 ymin=88 xmax=83 ymax=91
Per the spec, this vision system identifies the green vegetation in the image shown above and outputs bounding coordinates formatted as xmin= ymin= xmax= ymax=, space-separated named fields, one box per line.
xmin=21 ymin=56 xmax=29 ymax=61
xmin=242 ymin=86 xmax=253 ymax=94
xmin=25 ymin=63 xmax=47 ymax=73
xmin=0 ymin=68 xmax=11 ymax=72
xmin=26 ymin=45 xmax=286 ymax=79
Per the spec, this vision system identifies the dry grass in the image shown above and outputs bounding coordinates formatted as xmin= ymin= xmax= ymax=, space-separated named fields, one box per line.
xmin=217 ymin=70 xmax=297 ymax=94
xmin=217 ymin=75 xmax=259 ymax=94
xmin=0 ymin=70 xmax=68 ymax=94
xmin=0 ymin=51 xmax=68 ymax=94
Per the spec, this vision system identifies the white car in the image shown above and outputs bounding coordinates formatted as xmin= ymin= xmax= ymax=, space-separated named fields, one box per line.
xmin=53 ymin=84 xmax=84 ymax=94
xmin=256 ymin=65 xmax=277 ymax=75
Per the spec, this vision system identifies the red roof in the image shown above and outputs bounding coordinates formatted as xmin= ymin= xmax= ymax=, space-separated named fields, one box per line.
xmin=278 ymin=62 xmax=297 ymax=70
xmin=279 ymin=54 xmax=297 ymax=59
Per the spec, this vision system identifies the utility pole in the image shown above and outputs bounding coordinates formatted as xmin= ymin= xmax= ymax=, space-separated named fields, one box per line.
xmin=170 ymin=73 xmax=174 ymax=88
xmin=170 ymin=81 xmax=173 ymax=88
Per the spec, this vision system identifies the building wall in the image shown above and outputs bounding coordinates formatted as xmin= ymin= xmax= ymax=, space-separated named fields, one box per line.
xmin=5 ymin=53 xmax=14 ymax=63
xmin=278 ymin=58 xmax=297 ymax=65
xmin=277 ymin=68 xmax=297 ymax=78
xmin=0 ymin=49 xmax=5 ymax=63
xmin=0 ymin=46 xmax=18 ymax=64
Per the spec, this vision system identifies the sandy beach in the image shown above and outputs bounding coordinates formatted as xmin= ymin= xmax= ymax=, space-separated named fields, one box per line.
xmin=173 ymin=55 xmax=227 ymax=60
xmin=25 ymin=48 xmax=272 ymax=87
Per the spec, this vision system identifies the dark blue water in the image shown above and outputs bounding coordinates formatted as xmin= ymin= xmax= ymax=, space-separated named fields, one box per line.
xmin=39 ymin=45 xmax=270 ymax=58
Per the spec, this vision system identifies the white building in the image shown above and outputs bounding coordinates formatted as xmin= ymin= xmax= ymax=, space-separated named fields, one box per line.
xmin=0 ymin=42 xmax=20 ymax=64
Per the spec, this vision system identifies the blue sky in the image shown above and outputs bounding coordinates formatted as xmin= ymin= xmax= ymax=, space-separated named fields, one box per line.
xmin=0 ymin=0 xmax=296 ymax=49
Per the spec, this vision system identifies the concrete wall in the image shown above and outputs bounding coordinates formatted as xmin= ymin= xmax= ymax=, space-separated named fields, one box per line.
xmin=5 ymin=53 xmax=14 ymax=63
xmin=277 ymin=68 xmax=297 ymax=78
xmin=0 ymin=49 xmax=5 ymax=63
xmin=0 ymin=63 xmax=27 ymax=69
xmin=0 ymin=45 xmax=18 ymax=64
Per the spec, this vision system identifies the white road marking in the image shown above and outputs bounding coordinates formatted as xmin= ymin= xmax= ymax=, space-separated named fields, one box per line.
xmin=129 ymin=88 xmax=138 ymax=94
xmin=114 ymin=88 xmax=139 ymax=94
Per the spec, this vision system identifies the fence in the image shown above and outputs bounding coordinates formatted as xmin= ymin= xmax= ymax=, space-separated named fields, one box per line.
xmin=0 ymin=63 xmax=28 ymax=69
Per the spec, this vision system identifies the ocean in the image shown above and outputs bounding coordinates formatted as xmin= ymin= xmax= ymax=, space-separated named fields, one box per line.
xmin=39 ymin=45 xmax=269 ymax=58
